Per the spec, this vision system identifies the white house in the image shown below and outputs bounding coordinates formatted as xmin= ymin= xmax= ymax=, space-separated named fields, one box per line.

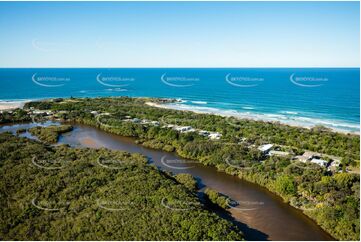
xmin=310 ymin=158 xmax=328 ymax=167
xmin=132 ymin=118 xmax=141 ymax=123
xmin=151 ymin=121 xmax=160 ymax=126
xmin=295 ymin=151 xmax=321 ymax=163
xmin=175 ymin=126 xmax=192 ymax=132
xmin=199 ymin=130 xmax=210 ymax=136
xmin=330 ymin=160 xmax=341 ymax=167
xmin=258 ymin=144 xmax=273 ymax=153
xmin=163 ymin=124 xmax=175 ymax=129
xmin=141 ymin=119 xmax=150 ymax=124
xmin=33 ymin=110 xmax=46 ymax=115
xmin=208 ymin=132 xmax=222 ymax=140
xmin=269 ymin=150 xmax=290 ymax=157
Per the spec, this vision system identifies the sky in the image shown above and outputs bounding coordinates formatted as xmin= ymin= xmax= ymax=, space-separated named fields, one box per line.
xmin=0 ymin=1 xmax=359 ymax=68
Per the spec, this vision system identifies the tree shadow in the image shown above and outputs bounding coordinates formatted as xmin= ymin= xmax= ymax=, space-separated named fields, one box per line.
xmin=198 ymin=190 xmax=269 ymax=241
xmin=148 ymin=156 xmax=269 ymax=240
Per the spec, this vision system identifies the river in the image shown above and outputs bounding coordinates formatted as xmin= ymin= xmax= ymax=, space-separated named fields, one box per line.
xmin=0 ymin=122 xmax=334 ymax=241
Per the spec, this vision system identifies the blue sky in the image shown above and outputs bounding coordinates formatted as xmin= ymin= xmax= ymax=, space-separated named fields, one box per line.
xmin=0 ymin=1 xmax=359 ymax=67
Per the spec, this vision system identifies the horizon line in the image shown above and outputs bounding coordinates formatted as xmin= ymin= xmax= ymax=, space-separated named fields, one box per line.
xmin=0 ymin=67 xmax=359 ymax=69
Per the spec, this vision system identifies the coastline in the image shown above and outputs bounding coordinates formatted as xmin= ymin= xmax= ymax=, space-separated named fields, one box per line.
xmin=145 ymin=101 xmax=360 ymax=135
xmin=1 ymin=98 xmax=359 ymax=135
xmin=0 ymin=100 xmax=27 ymax=111
xmin=1 ymin=97 xmax=358 ymax=240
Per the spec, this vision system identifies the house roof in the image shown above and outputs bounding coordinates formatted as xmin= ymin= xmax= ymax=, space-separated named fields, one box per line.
xmin=310 ymin=158 xmax=328 ymax=166
xmin=258 ymin=144 xmax=273 ymax=152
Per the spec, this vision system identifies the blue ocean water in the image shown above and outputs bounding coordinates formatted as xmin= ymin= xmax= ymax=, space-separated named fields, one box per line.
xmin=0 ymin=68 xmax=359 ymax=132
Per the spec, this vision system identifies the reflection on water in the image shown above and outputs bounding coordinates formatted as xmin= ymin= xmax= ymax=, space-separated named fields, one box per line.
xmin=0 ymin=122 xmax=334 ymax=241
xmin=0 ymin=121 xmax=60 ymax=141
xmin=58 ymin=124 xmax=334 ymax=241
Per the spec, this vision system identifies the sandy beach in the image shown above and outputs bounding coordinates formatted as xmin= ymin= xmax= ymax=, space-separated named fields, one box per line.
xmin=0 ymin=101 xmax=26 ymax=111
xmin=145 ymin=102 xmax=359 ymax=135
xmin=145 ymin=102 xmax=169 ymax=109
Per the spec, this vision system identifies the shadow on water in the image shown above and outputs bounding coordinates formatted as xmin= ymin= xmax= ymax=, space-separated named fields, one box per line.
xmin=149 ymin=155 xmax=269 ymax=240
xmin=198 ymin=190 xmax=270 ymax=241
xmin=213 ymin=207 xmax=269 ymax=241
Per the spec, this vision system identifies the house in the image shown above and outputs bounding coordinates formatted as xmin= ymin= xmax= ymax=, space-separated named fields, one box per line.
xmin=258 ymin=144 xmax=273 ymax=153
xmin=310 ymin=158 xmax=328 ymax=167
xmin=174 ymin=126 xmax=192 ymax=132
xmin=141 ymin=119 xmax=150 ymax=124
xmin=164 ymin=124 xmax=175 ymax=128
xmin=33 ymin=110 xmax=46 ymax=115
xmin=269 ymin=150 xmax=290 ymax=157
xmin=329 ymin=160 xmax=341 ymax=167
xmin=328 ymin=159 xmax=341 ymax=168
xmin=295 ymin=151 xmax=321 ymax=163
xmin=327 ymin=160 xmax=341 ymax=172
xmin=151 ymin=121 xmax=160 ymax=126
xmin=304 ymin=151 xmax=321 ymax=158
xmin=294 ymin=155 xmax=308 ymax=163
xmin=139 ymin=119 xmax=160 ymax=126
xmin=52 ymin=98 xmax=64 ymax=102
xmin=132 ymin=118 xmax=141 ymax=123
xmin=208 ymin=132 xmax=222 ymax=140
xmin=199 ymin=130 xmax=210 ymax=136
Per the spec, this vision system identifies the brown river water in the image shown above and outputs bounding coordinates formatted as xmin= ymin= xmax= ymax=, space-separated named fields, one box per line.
xmin=0 ymin=122 xmax=334 ymax=241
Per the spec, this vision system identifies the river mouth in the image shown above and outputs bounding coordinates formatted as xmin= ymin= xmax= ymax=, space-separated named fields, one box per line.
xmin=1 ymin=122 xmax=335 ymax=241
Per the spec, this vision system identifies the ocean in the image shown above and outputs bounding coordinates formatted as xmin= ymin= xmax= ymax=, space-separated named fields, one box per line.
xmin=0 ymin=68 xmax=359 ymax=133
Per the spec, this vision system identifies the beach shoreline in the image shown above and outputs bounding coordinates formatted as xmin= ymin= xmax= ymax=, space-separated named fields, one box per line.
xmin=0 ymin=100 xmax=27 ymax=111
xmin=1 ymin=98 xmax=358 ymax=135
xmin=145 ymin=101 xmax=360 ymax=135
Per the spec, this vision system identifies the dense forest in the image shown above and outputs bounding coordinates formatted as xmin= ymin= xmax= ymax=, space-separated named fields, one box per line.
xmin=1 ymin=97 xmax=359 ymax=240
xmin=0 ymin=132 xmax=243 ymax=240
xmin=28 ymin=125 xmax=73 ymax=143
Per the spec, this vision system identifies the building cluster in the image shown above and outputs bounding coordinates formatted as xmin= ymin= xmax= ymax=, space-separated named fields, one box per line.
xmin=258 ymin=143 xmax=341 ymax=171
xmin=119 ymin=116 xmax=222 ymax=140
xmin=28 ymin=107 xmax=68 ymax=121
xmin=294 ymin=151 xmax=341 ymax=171
xmin=162 ymin=124 xmax=221 ymax=140
xmin=258 ymin=144 xmax=290 ymax=157
xmin=123 ymin=117 xmax=160 ymax=126
xmin=24 ymin=108 xmax=345 ymax=172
